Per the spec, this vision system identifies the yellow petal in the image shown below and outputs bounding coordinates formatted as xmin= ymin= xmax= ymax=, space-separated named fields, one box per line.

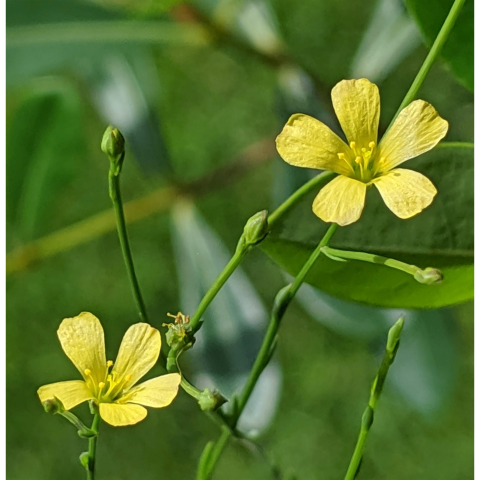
xmin=113 ymin=323 xmax=161 ymax=390
xmin=331 ymin=78 xmax=380 ymax=148
xmin=276 ymin=114 xmax=352 ymax=176
xmin=377 ymin=100 xmax=448 ymax=170
xmin=312 ymin=175 xmax=366 ymax=226
xmin=38 ymin=380 xmax=93 ymax=410
xmin=372 ymin=168 xmax=437 ymax=219
xmin=57 ymin=312 xmax=107 ymax=386
xmin=99 ymin=403 xmax=147 ymax=426
xmin=121 ymin=373 xmax=181 ymax=408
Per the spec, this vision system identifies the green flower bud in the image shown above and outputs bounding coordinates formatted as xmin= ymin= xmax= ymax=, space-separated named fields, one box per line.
xmin=197 ymin=388 xmax=227 ymax=412
xmin=386 ymin=317 xmax=404 ymax=355
xmin=101 ymin=125 xmax=125 ymax=161
xmin=79 ymin=452 xmax=90 ymax=469
xmin=243 ymin=210 xmax=269 ymax=246
xmin=43 ymin=397 xmax=65 ymax=414
xmin=414 ymin=267 xmax=443 ymax=285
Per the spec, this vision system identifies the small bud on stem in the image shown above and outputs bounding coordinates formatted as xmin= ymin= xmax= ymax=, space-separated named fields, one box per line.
xmin=414 ymin=267 xmax=443 ymax=285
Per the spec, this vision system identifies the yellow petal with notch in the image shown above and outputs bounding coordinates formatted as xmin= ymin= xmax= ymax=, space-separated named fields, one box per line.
xmin=99 ymin=403 xmax=147 ymax=426
xmin=331 ymin=78 xmax=380 ymax=149
xmin=38 ymin=380 xmax=93 ymax=410
xmin=312 ymin=175 xmax=366 ymax=226
xmin=112 ymin=323 xmax=161 ymax=390
xmin=57 ymin=312 xmax=107 ymax=387
xmin=121 ymin=373 xmax=181 ymax=408
xmin=377 ymin=100 xmax=448 ymax=171
xmin=276 ymin=114 xmax=352 ymax=176
xmin=373 ymin=168 xmax=437 ymax=219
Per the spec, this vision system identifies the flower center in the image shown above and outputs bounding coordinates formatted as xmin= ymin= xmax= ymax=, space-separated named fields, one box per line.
xmin=337 ymin=141 xmax=385 ymax=183
xmin=84 ymin=362 xmax=133 ymax=403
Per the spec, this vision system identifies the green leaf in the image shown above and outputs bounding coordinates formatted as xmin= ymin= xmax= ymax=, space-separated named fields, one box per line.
xmin=7 ymin=80 xmax=85 ymax=241
xmin=406 ymin=0 xmax=473 ymax=91
xmin=262 ymin=145 xmax=473 ymax=309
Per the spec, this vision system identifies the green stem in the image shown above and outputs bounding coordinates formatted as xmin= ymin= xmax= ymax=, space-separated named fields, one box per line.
xmin=389 ymin=0 xmax=466 ymax=127
xmin=201 ymin=224 xmax=339 ymax=480
xmin=437 ymin=141 xmax=474 ymax=149
xmin=344 ymin=318 xmax=404 ymax=480
xmin=86 ymin=413 xmax=100 ymax=480
xmin=109 ymin=169 xmax=149 ymax=324
xmin=189 ymin=244 xmax=249 ymax=333
xmin=321 ymin=246 xmax=418 ymax=276
xmin=189 ymin=171 xmax=337 ymax=334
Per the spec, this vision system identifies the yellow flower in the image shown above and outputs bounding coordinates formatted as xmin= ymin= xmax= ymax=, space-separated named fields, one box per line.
xmin=38 ymin=312 xmax=181 ymax=427
xmin=276 ymin=78 xmax=449 ymax=226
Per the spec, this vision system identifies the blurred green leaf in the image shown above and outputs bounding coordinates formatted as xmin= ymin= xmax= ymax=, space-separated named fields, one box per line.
xmin=7 ymin=80 xmax=85 ymax=241
xmin=406 ymin=0 xmax=473 ymax=91
xmin=262 ymin=145 xmax=473 ymax=309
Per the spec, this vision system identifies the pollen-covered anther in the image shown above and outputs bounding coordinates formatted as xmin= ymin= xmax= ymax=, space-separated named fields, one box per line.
xmin=98 ymin=382 xmax=105 ymax=389
xmin=84 ymin=369 xmax=92 ymax=376
xmin=355 ymin=156 xmax=362 ymax=164
xmin=350 ymin=141 xmax=356 ymax=149
xmin=107 ymin=360 xmax=113 ymax=368
xmin=337 ymin=152 xmax=345 ymax=160
xmin=369 ymin=141 xmax=376 ymax=149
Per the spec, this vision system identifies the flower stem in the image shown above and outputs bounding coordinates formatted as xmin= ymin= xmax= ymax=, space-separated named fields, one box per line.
xmin=344 ymin=317 xmax=404 ymax=480
xmin=188 ymin=171 xmax=337 ymax=334
xmin=389 ymin=0 xmax=466 ymax=126
xmin=200 ymin=223 xmax=339 ymax=479
xmin=86 ymin=413 xmax=100 ymax=480
xmin=108 ymin=168 xmax=149 ymax=324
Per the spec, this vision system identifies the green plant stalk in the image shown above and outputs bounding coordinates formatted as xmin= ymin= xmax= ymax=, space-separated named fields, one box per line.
xmin=321 ymin=246 xmax=419 ymax=276
xmin=109 ymin=168 xmax=149 ymax=324
xmin=86 ymin=413 xmax=101 ymax=480
xmin=344 ymin=318 xmax=404 ymax=480
xmin=201 ymin=224 xmax=339 ymax=479
xmin=389 ymin=0 xmax=466 ymax=127
xmin=188 ymin=170 xmax=336 ymax=334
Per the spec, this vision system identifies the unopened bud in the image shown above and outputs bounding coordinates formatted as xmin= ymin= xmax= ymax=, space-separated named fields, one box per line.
xmin=43 ymin=397 xmax=65 ymax=415
xmin=198 ymin=388 xmax=227 ymax=412
xmin=101 ymin=126 xmax=125 ymax=161
xmin=414 ymin=267 xmax=443 ymax=285
xmin=386 ymin=317 xmax=404 ymax=355
xmin=243 ymin=210 xmax=269 ymax=246
xmin=79 ymin=452 xmax=90 ymax=469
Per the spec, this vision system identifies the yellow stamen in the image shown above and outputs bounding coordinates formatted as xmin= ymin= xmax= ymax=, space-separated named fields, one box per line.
xmin=355 ymin=156 xmax=362 ymax=164
xmin=337 ymin=153 xmax=345 ymax=159
xmin=84 ymin=369 xmax=91 ymax=376
xmin=369 ymin=141 xmax=376 ymax=149
xmin=125 ymin=374 xmax=132 ymax=382
xmin=379 ymin=157 xmax=386 ymax=164
xmin=98 ymin=382 xmax=105 ymax=389
xmin=107 ymin=360 xmax=113 ymax=368
xmin=350 ymin=141 xmax=356 ymax=149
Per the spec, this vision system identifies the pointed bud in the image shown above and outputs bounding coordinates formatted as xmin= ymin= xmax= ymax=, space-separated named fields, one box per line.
xmin=101 ymin=125 xmax=125 ymax=162
xmin=43 ymin=397 xmax=65 ymax=415
xmin=243 ymin=210 xmax=269 ymax=246
xmin=197 ymin=388 xmax=227 ymax=412
xmin=386 ymin=317 xmax=404 ymax=355
xmin=414 ymin=267 xmax=443 ymax=285
xmin=79 ymin=452 xmax=90 ymax=469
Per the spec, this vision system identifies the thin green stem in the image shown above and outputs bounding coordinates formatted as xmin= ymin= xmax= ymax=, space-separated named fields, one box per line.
xmin=437 ymin=141 xmax=474 ymax=149
xmin=200 ymin=427 xmax=232 ymax=480
xmin=109 ymin=170 xmax=149 ymax=324
xmin=388 ymin=0 xmax=466 ymax=127
xmin=321 ymin=246 xmax=419 ymax=276
xmin=86 ymin=413 xmax=100 ymax=480
xmin=201 ymin=224 xmax=339 ymax=480
xmin=189 ymin=245 xmax=249 ymax=333
xmin=344 ymin=318 xmax=404 ymax=480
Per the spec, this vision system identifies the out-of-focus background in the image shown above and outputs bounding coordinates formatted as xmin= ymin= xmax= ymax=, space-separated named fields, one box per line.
xmin=7 ymin=0 xmax=473 ymax=479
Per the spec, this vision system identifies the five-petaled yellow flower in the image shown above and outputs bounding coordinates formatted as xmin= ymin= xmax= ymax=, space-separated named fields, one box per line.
xmin=38 ymin=312 xmax=181 ymax=427
xmin=276 ymin=78 xmax=449 ymax=226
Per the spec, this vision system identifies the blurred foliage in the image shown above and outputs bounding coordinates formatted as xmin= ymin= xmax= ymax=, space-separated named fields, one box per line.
xmin=6 ymin=0 xmax=473 ymax=478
